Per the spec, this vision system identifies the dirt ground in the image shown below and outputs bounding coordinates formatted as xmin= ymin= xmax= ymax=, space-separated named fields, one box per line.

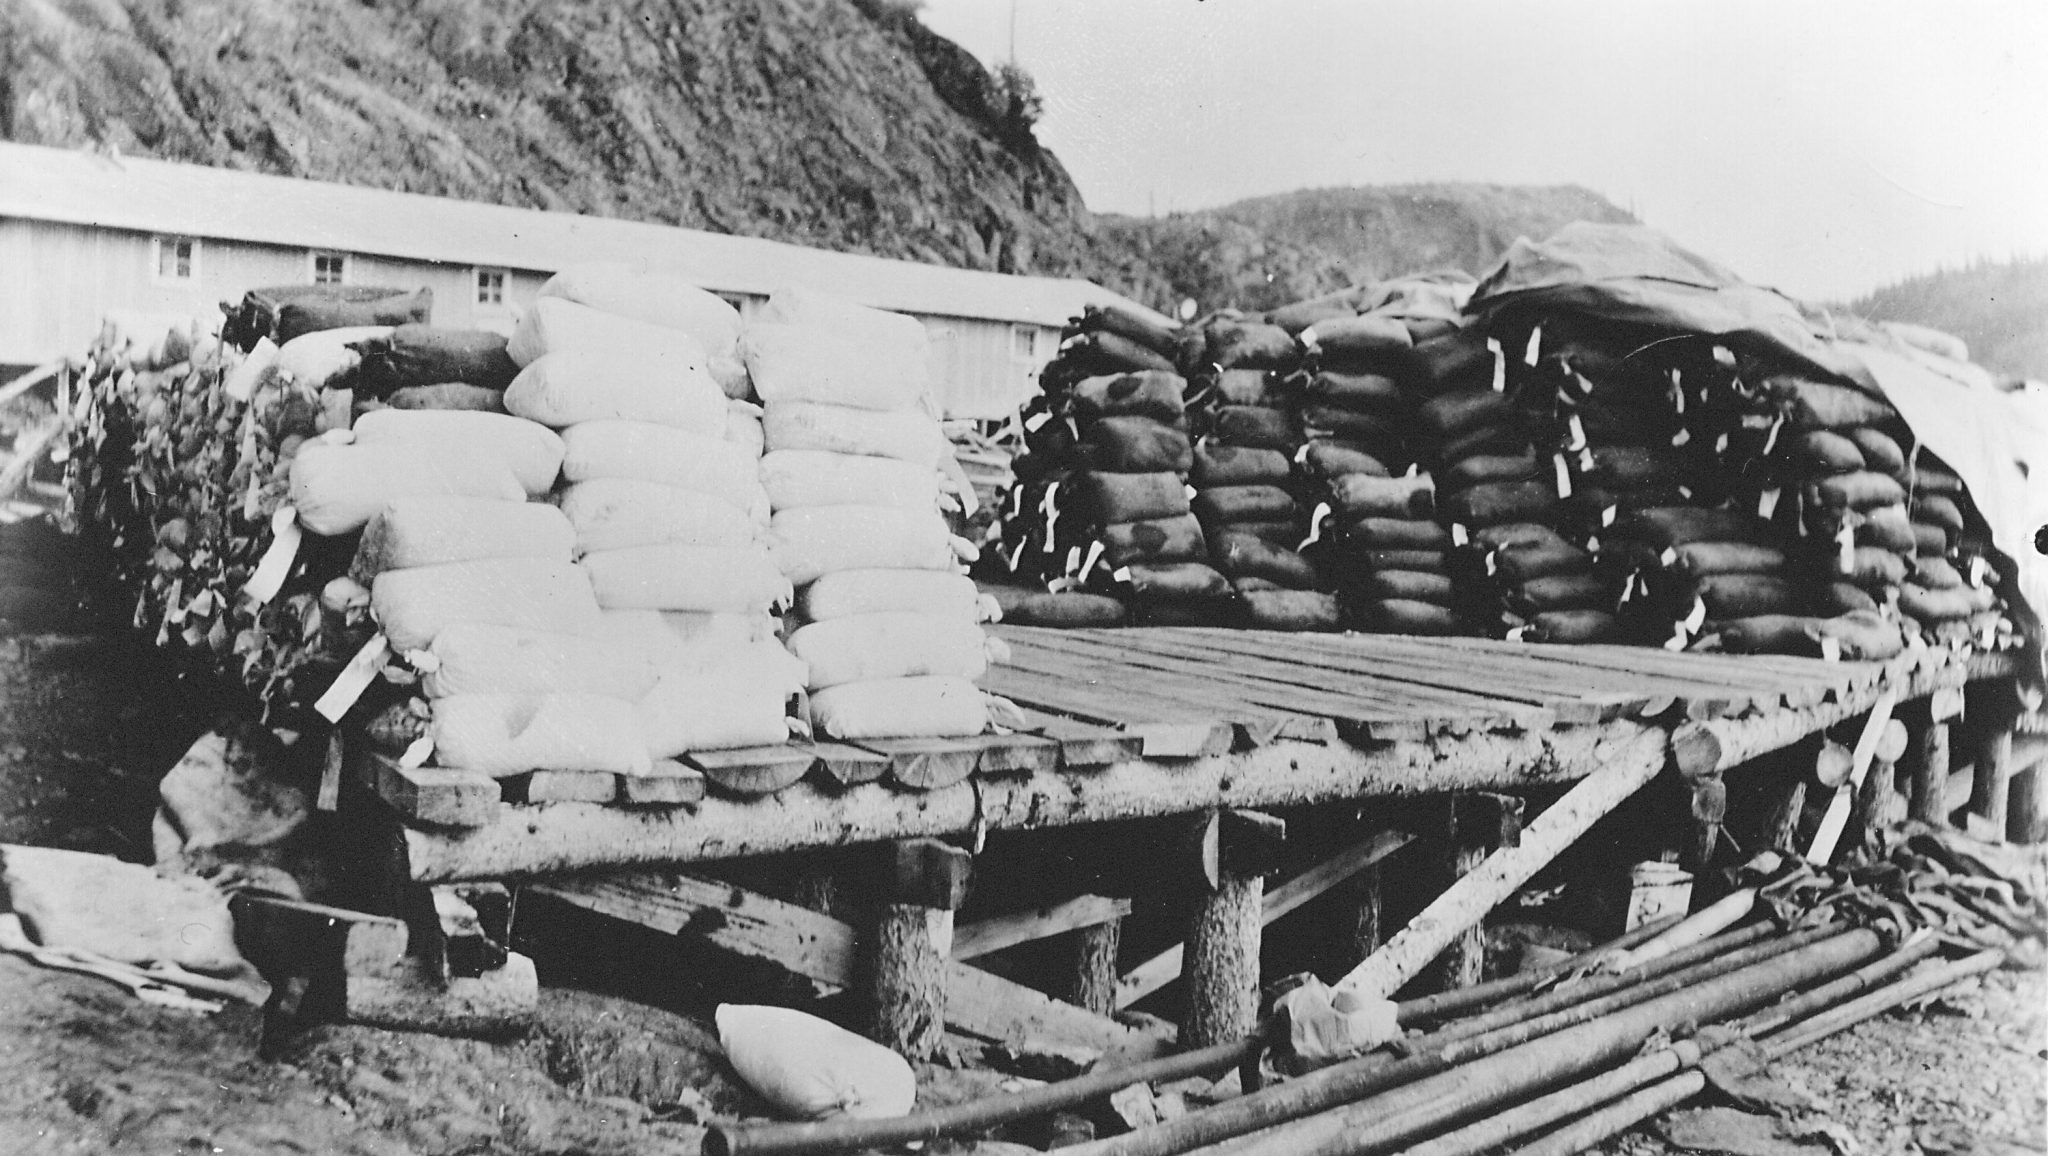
xmin=0 ymin=515 xmax=2042 ymax=1156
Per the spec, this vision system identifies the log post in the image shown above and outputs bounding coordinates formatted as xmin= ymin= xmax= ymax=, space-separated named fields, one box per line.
xmin=1763 ymin=780 xmax=1807 ymax=854
xmin=1967 ymin=684 xmax=2021 ymax=839
xmin=1431 ymin=793 xmax=1524 ymax=992
xmin=864 ymin=838 xmax=972 ymax=1061
xmin=2010 ymin=736 xmax=2048 ymax=844
xmin=1180 ymin=809 xmax=1285 ymax=1049
xmin=1068 ymin=919 xmax=1122 ymax=1016
xmin=1849 ymin=722 xmax=1913 ymax=858
xmin=1670 ymin=723 xmax=1725 ymax=874
xmin=1908 ymin=705 xmax=1952 ymax=826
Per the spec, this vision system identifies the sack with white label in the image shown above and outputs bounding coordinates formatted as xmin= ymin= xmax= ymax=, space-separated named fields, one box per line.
xmin=763 ymin=401 xmax=947 ymax=466
xmin=350 ymin=409 xmax=566 ymax=496
xmin=795 ymin=569 xmax=982 ymax=622
xmin=557 ymin=478 xmax=760 ymax=554
xmin=808 ymin=675 xmax=987 ymax=740
xmin=423 ymin=623 xmax=660 ymax=701
xmin=372 ymin=557 xmax=603 ymax=653
xmin=769 ymin=506 xmax=954 ymax=587
xmin=351 ymin=495 xmax=576 ymax=581
xmin=273 ymin=326 xmax=392 ymax=391
xmin=581 ymin=544 xmax=791 ymax=614
xmin=786 ymin=612 xmax=988 ymax=689
xmin=289 ymin=441 xmax=525 ymax=536
xmin=715 ymin=1004 xmax=917 ymax=1121
xmin=760 ymin=450 xmax=940 ymax=512
xmin=560 ymin=421 xmax=768 ymax=518
xmin=430 ymin=692 xmax=650 ymax=776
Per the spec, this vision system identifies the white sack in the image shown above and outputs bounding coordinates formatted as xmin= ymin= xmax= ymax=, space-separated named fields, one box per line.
xmin=763 ymin=401 xmax=947 ymax=466
xmin=273 ymin=326 xmax=391 ymax=390
xmin=352 ymin=496 xmax=576 ymax=581
xmin=716 ymin=1004 xmax=917 ymax=1121
xmin=372 ymin=557 xmax=603 ymax=653
xmin=351 ymin=408 xmax=566 ymax=496
xmin=423 ymin=622 xmax=660 ymax=701
xmin=558 ymin=478 xmax=760 ymax=554
xmin=770 ymin=505 xmax=954 ymax=587
xmin=536 ymin=263 xmax=742 ymax=355
xmin=561 ymin=420 xmax=768 ymax=517
xmin=431 ymin=693 xmax=650 ymax=776
xmin=290 ymin=441 xmax=525 ymax=536
xmin=726 ymin=401 xmax=766 ymax=456
xmin=795 ymin=569 xmax=982 ymax=623
xmin=581 ymin=544 xmax=791 ymax=614
xmin=743 ymin=322 xmax=931 ymax=413
xmin=509 ymin=296 xmax=698 ymax=366
xmin=756 ymin=287 xmax=928 ymax=349
xmin=598 ymin=609 xmax=778 ymax=665
xmin=505 ymin=348 xmax=728 ymax=433
xmin=636 ymin=641 xmax=809 ymax=757
xmin=760 ymin=450 xmax=940 ymax=513
xmin=786 ymin=612 xmax=988 ymax=689
xmin=807 ymin=676 xmax=987 ymax=741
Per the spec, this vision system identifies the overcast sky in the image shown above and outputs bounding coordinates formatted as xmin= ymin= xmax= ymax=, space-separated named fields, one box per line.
xmin=918 ymin=0 xmax=2048 ymax=302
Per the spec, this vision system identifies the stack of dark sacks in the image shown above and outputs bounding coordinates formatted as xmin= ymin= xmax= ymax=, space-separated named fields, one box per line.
xmin=1188 ymin=316 xmax=1336 ymax=630
xmin=1900 ymin=456 xmax=2007 ymax=649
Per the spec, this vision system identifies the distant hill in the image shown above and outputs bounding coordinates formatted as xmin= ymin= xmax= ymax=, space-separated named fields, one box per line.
xmin=1098 ymin=184 xmax=1637 ymax=313
xmin=1851 ymin=257 xmax=2048 ymax=382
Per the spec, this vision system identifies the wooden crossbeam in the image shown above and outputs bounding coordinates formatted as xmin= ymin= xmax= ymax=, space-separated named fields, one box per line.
xmin=1115 ymin=828 xmax=1413 ymax=1009
xmin=952 ymin=894 xmax=1133 ymax=961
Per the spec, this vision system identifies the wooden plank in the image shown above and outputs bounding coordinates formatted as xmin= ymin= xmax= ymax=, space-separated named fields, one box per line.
xmin=999 ymin=638 xmax=1316 ymax=747
xmin=1009 ymin=706 xmax=1141 ymax=768
xmin=1013 ymin=631 xmax=1342 ymax=744
xmin=982 ymin=664 xmax=1234 ymax=758
xmin=951 ymin=894 xmax=1133 ymax=961
xmin=1115 ymin=828 xmax=1413 ymax=1009
xmin=685 ymin=745 xmax=815 ymax=796
xmin=1279 ymin=633 xmax=1690 ymax=719
xmin=1419 ymin=636 xmax=1842 ymax=712
xmin=795 ymin=742 xmax=890 ymax=787
xmin=618 ymin=759 xmax=707 ymax=807
xmin=1374 ymin=635 xmax=1772 ymax=718
xmin=858 ymin=737 xmax=982 ymax=791
xmin=534 ymin=871 xmax=1159 ymax=1056
xmin=968 ymin=732 xmax=1061 ymax=777
xmin=351 ymin=747 xmax=500 ymax=827
xmin=514 ymin=771 xmax=619 ymax=805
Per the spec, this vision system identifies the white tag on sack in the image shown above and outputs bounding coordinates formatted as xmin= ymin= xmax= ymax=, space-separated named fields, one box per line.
xmin=222 ymin=338 xmax=277 ymax=403
xmin=1185 ymin=484 xmax=1199 ymax=501
xmin=1506 ymin=624 xmax=1532 ymax=642
xmin=977 ymin=593 xmax=1004 ymax=623
xmin=242 ymin=506 xmax=303 ymax=605
xmin=1487 ymin=338 xmax=1507 ymax=392
xmin=1078 ymin=540 xmax=1107 ymax=582
xmin=1819 ymin=636 xmax=1843 ymax=663
xmin=1672 ymin=427 xmax=1692 ymax=448
xmin=1566 ymin=415 xmax=1588 ymax=452
xmin=1757 ymin=488 xmax=1781 ymax=520
xmin=1684 ymin=595 xmax=1708 ymax=633
xmin=948 ymin=536 xmax=980 ymax=564
xmin=1451 ymin=523 xmax=1470 ymax=546
xmin=1553 ymin=454 xmax=1573 ymax=498
xmin=1294 ymin=442 xmax=1314 ymax=468
xmin=1300 ymin=502 xmax=1333 ymax=551
xmin=1669 ymin=369 xmax=1686 ymax=414
xmin=1483 ymin=549 xmax=1499 ymax=577
xmin=1111 ymin=566 xmax=1133 ymax=585
xmin=1006 ymin=541 xmax=1029 ymax=573
xmin=1969 ymin=556 xmax=1991 ymax=587
xmin=1524 ymin=325 xmax=1544 ymax=367
xmin=1980 ymin=620 xmax=1999 ymax=649
xmin=1659 ymin=545 xmax=1679 ymax=567
xmin=1601 ymin=505 xmax=1618 ymax=528
xmin=1046 ymin=576 xmax=1077 ymax=594
xmin=1762 ymin=414 xmax=1785 ymax=457
xmin=1064 ymin=545 xmax=1084 ymax=578
xmin=1574 ymin=372 xmax=1596 ymax=397
xmin=1836 ymin=522 xmax=1856 ymax=574
xmin=1024 ymin=411 xmax=1052 ymax=433
xmin=399 ymin=735 xmax=434 ymax=769
xmin=315 ymin=633 xmax=391 ymax=723
xmin=1298 ymin=326 xmax=1321 ymax=355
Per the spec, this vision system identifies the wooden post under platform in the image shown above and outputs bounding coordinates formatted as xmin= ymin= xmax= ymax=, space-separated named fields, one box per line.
xmin=864 ymin=838 xmax=972 ymax=1061
xmin=1431 ymin=793 xmax=1524 ymax=993
xmin=1068 ymin=920 xmax=1122 ymax=1017
xmin=1967 ymin=682 xmax=2022 ymax=839
xmin=1908 ymin=698 xmax=1956 ymax=825
xmin=1179 ymin=809 xmax=1285 ymax=1049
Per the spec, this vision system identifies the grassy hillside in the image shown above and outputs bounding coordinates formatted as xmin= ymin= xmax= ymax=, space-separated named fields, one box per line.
xmin=1851 ymin=257 xmax=2048 ymax=381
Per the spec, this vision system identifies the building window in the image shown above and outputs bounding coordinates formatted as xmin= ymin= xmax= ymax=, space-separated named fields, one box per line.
xmin=152 ymin=236 xmax=199 ymax=284
xmin=475 ymin=267 xmax=508 ymax=307
xmin=311 ymin=251 xmax=349 ymax=286
xmin=1010 ymin=323 xmax=1045 ymax=361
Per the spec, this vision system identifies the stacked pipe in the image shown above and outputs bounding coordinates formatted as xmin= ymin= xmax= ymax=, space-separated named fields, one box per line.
xmin=747 ymin=289 xmax=996 ymax=740
xmin=1189 ymin=319 xmax=1338 ymax=631
xmin=496 ymin=271 xmax=804 ymax=765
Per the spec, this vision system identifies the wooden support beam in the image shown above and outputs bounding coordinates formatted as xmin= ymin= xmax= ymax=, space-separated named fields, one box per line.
xmin=2009 ymin=737 xmax=2048 ymax=844
xmin=1967 ymin=682 xmax=2022 ymax=839
xmin=1068 ymin=920 xmax=1122 ymax=1017
xmin=512 ymin=770 xmax=618 ymax=805
xmin=530 ymin=871 xmax=1159 ymax=1056
xmin=868 ymin=839 xmax=972 ymax=1059
xmin=1910 ymin=712 xmax=1953 ymax=825
xmin=951 ymin=894 xmax=1132 ymax=961
xmin=686 ymin=745 xmax=814 ymax=796
xmin=351 ymin=747 xmax=500 ymax=828
xmin=618 ymin=759 xmax=707 ymax=807
xmin=1763 ymin=779 xmax=1807 ymax=855
xmin=1115 ymin=829 xmax=1412 ymax=1010
xmin=797 ymin=742 xmax=890 ymax=787
xmin=345 ymin=952 xmax=538 ymax=1038
xmin=1805 ymin=690 xmax=1899 ymax=865
xmin=229 ymin=893 xmax=409 ymax=989
xmin=1434 ymin=794 xmax=1525 ymax=992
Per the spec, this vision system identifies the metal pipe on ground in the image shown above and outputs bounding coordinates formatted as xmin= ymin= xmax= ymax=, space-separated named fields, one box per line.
xmin=1389 ymin=932 xmax=1945 ymax=1156
xmin=1508 ymin=947 xmax=2005 ymax=1156
xmin=706 ymin=912 xmax=1685 ymax=1155
xmin=1065 ymin=924 xmax=1840 ymax=1156
xmin=1194 ymin=929 xmax=1881 ymax=1156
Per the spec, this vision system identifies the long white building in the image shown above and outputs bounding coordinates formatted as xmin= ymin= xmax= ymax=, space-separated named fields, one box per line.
xmin=0 ymin=141 xmax=1164 ymax=419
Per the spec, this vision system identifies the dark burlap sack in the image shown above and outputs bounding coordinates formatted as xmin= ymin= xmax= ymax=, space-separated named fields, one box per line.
xmin=1814 ymin=582 xmax=1879 ymax=615
xmin=1659 ymin=541 xmax=1788 ymax=578
xmin=1303 ymin=314 xmax=1411 ymax=373
xmin=1265 ymin=291 xmax=1363 ymax=334
xmin=1913 ymin=465 xmax=1964 ymax=496
xmin=1135 ymin=599 xmax=1236 ymax=627
xmin=1443 ymin=450 xmax=1540 ymax=489
xmin=1617 ymin=507 xmax=1777 ymax=549
xmin=1807 ymin=504 xmax=1918 ymax=552
xmin=1910 ymin=556 xmax=1965 ymax=589
xmin=1829 ymin=546 xmax=1909 ymax=589
xmin=1212 ymin=369 xmax=1280 ymax=407
xmin=1494 ymin=539 xmax=1594 ymax=583
xmin=1298 ymin=442 xmax=1391 ymax=479
xmin=1225 ymin=520 xmax=1308 ymax=549
xmin=1695 ymin=573 xmax=1806 ymax=620
xmin=1009 ymin=450 xmax=1065 ymax=485
xmin=1409 ymin=330 xmax=1495 ymax=396
xmin=1307 ymin=370 xmax=1405 ymax=412
xmin=1767 ymin=376 xmax=1898 ymax=431
xmin=353 ymin=325 xmax=518 ymax=395
xmin=1063 ymin=330 xmax=1179 ymax=376
xmin=1585 ymin=445 xmax=1690 ymax=491
xmin=1315 ymin=542 xmax=1444 ymax=573
xmin=1101 ymin=514 xmax=1208 ymax=567
xmin=1910 ymin=493 xmax=1966 ymax=534
xmin=1350 ymin=569 xmax=1456 ymax=606
xmin=1232 ymin=576 xmax=1284 ymax=593
xmin=1351 ymin=598 xmax=1467 ymax=635
xmin=1079 ymin=418 xmax=1193 ymax=474
xmin=1211 ymin=531 xmax=1320 ymax=589
xmin=1811 ymin=471 xmax=1907 ymax=512
xmin=277 ymin=288 xmax=432 ymax=344
xmin=1440 ymin=423 xmax=1529 ymax=463
xmin=1120 ymin=562 xmax=1232 ymax=602
xmin=1340 ymin=517 xmax=1452 ymax=551
xmin=1715 ymin=611 xmax=1905 ymax=660
xmin=1192 ymin=441 xmax=1292 ymax=487
xmin=1300 ymin=405 xmax=1399 ymax=446
xmin=1844 ymin=428 xmax=1907 ymax=477
xmin=1001 ymin=591 xmax=1130 ymax=629
xmin=1898 ymin=582 xmax=1996 ymax=624
xmin=381 ymin=383 xmax=509 ymax=412
xmin=1329 ymin=472 xmax=1435 ymax=521
xmin=1404 ymin=317 xmax=1461 ymax=344
xmin=1236 ymin=589 xmax=1343 ymax=632
xmin=1076 ymin=302 xmax=1182 ymax=358
xmin=1791 ymin=430 xmax=1866 ymax=474
xmin=1206 ymin=321 xmax=1301 ymax=371
xmin=1070 ymin=470 xmax=1191 ymax=524
xmin=1419 ymin=389 xmax=1514 ymax=440
xmin=1442 ymin=479 xmax=1557 ymax=528
xmin=1470 ymin=522 xmax=1571 ymax=553
xmin=1194 ymin=485 xmax=1298 ymax=526
xmin=1911 ymin=521 xmax=1950 ymax=556
xmin=1507 ymin=573 xmax=1609 ymax=614
xmin=1518 ymin=609 xmax=1622 ymax=644
xmin=1213 ymin=405 xmax=1304 ymax=453
xmin=1070 ymin=372 xmax=1188 ymax=424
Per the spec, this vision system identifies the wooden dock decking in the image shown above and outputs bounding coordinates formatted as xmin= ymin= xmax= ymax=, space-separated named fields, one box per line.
xmin=356 ymin=628 xmax=2013 ymax=883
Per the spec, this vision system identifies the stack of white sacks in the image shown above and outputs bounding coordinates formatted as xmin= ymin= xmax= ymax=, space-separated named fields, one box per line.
xmin=747 ymin=290 xmax=997 ymax=740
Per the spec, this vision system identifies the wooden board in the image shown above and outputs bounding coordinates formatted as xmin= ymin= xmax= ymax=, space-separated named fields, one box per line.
xmin=968 ymin=732 xmax=1062 ymax=777
xmin=686 ymin=745 xmax=815 ymax=796
xmin=1010 ymin=706 xmax=1142 ymax=768
xmin=351 ymin=747 xmax=500 ymax=828
xmin=982 ymin=664 xmax=1234 ymax=758
xmin=618 ymin=760 xmax=707 ymax=807
xmin=858 ymin=737 xmax=982 ymax=791
xmin=951 ymin=894 xmax=1132 ymax=961
xmin=513 ymin=771 xmax=619 ymax=805
xmin=998 ymin=634 xmax=1329 ymax=746
xmin=795 ymin=742 xmax=890 ymax=787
